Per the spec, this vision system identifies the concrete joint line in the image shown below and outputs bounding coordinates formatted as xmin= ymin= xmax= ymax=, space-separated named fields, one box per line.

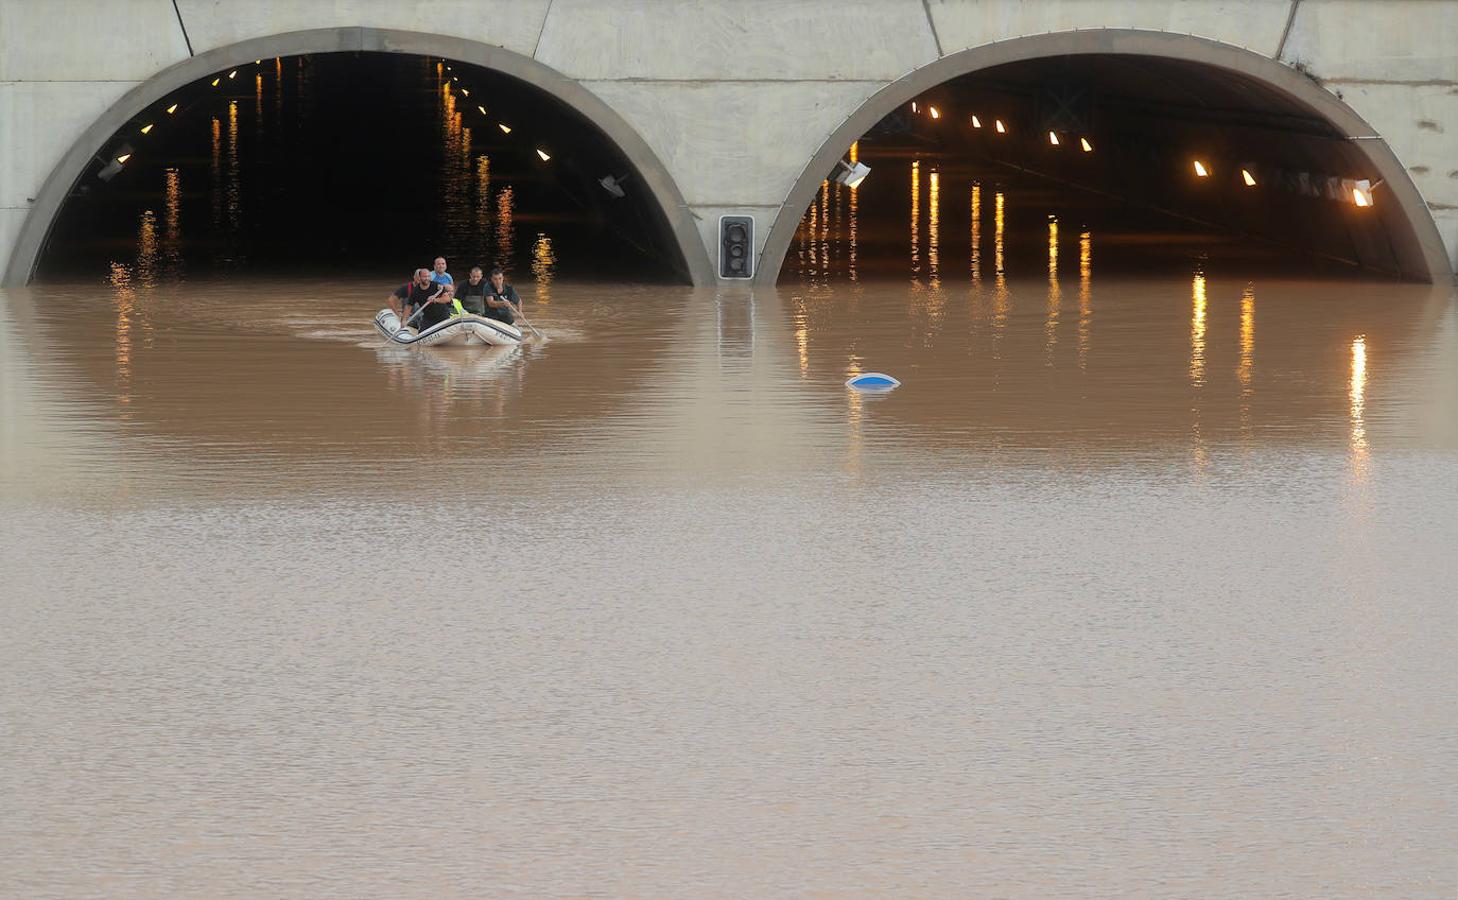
xmin=532 ymin=0 xmax=554 ymax=60
xmin=1276 ymin=0 xmax=1300 ymax=60
xmin=921 ymin=0 xmax=945 ymax=58
xmin=170 ymin=0 xmax=194 ymax=57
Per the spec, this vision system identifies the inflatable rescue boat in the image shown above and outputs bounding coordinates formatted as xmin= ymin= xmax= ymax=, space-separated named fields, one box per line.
xmin=374 ymin=309 xmax=523 ymax=347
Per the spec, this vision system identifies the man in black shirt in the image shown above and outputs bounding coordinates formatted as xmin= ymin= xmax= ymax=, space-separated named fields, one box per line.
xmin=454 ymin=265 xmax=489 ymax=316
xmin=389 ymin=267 xmax=454 ymax=331
xmin=483 ymin=266 xmax=520 ymax=325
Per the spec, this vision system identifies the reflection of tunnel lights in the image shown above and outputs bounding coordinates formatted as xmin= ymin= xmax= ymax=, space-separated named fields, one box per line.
xmin=498 ymin=123 xmax=512 ymax=134
xmin=1048 ymin=131 xmax=1060 ymax=146
xmin=1080 ymin=137 xmax=1093 ymax=152
xmin=165 ymin=103 xmax=178 ymax=114
xmin=536 ymin=149 xmax=551 ymax=161
xmin=140 ymin=124 xmax=153 ymax=135
xmin=1242 ymin=168 xmax=1257 ymax=186
xmin=971 ymin=115 xmax=981 ymax=128
xmin=929 ymin=105 xmax=940 ymax=119
xmin=994 ymin=119 xmax=1006 ymax=134
xmin=1193 ymin=160 xmax=1210 ymax=177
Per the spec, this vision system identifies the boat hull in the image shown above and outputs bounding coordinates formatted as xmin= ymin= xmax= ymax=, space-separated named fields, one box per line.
xmin=374 ymin=309 xmax=523 ymax=346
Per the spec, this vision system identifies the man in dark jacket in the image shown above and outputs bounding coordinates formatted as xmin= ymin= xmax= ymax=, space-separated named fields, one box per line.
xmin=389 ymin=267 xmax=453 ymax=331
xmin=483 ymin=266 xmax=520 ymax=325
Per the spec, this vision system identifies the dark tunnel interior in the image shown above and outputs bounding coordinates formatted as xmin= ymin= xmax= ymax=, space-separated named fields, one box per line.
xmin=782 ymin=54 xmax=1414 ymax=285
xmin=36 ymin=52 xmax=689 ymax=285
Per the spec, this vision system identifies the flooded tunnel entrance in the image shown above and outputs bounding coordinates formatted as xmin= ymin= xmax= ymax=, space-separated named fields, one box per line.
xmin=32 ymin=51 xmax=692 ymax=285
xmin=770 ymin=37 xmax=1447 ymax=287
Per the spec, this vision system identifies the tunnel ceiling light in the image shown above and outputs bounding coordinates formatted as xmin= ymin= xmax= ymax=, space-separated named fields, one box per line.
xmin=477 ymin=104 xmax=486 ymax=115
xmin=599 ymin=174 xmax=629 ymax=198
xmin=140 ymin=123 xmax=153 ymax=135
xmin=1048 ymin=131 xmax=1060 ymax=146
xmin=1193 ymin=160 xmax=1210 ymax=178
xmin=929 ymin=105 xmax=941 ymax=119
xmin=537 ymin=149 xmax=551 ymax=161
xmin=994 ymin=119 xmax=1007 ymax=134
xmin=1348 ymin=178 xmax=1375 ymax=207
xmin=911 ymin=101 xmax=918 ymax=113
xmin=228 ymin=70 xmax=237 ymax=79
xmin=452 ymin=76 xmax=459 ymax=82
xmin=1242 ymin=168 xmax=1257 ymax=187
xmin=971 ymin=114 xmax=981 ymax=128
xmin=461 ymin=88 xmax=469 ymax=96
xmin=165 ymin=103 xmax=178 ymax=114
xmin=498 ymin=123 xmax=512 ymax=134
xmin=1080 ymin=137 xmax=1093 ymax=153
xmin=115 ymin=153 xmax=131 ymax=164
xmin=834 ymin=159 xmax=871 ymax=189
xmin=254 ymin=59 xmax=261 ymax=65
xmin=211 ymin=77 xmax=220 ymax=87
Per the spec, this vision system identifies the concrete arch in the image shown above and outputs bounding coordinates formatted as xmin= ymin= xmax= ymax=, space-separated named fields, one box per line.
xmin=4 ymin=27 xmax=714 ymax=287
xmin=757 ymin=29 xmax=1452 ymax=285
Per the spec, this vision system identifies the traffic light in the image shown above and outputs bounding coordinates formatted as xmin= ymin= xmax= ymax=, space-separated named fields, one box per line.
xmin=719 ymin=215 xmax=754 ymax=279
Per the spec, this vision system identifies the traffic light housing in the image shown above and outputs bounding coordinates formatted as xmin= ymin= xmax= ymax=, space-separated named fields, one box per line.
xmin=719 ymin=215 xmax=754 ymax=279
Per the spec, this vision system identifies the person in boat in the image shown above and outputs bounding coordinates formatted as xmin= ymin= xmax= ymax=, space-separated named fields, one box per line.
xmin=453 ymin=265 xmax=489 ymax=316
xmin=390 ymin=267 xmax=454 ymax=331
xmin=482 ymin=266 xmax=520 ymax=325
xmin=430 ymin=256 xmax=453 ymax=287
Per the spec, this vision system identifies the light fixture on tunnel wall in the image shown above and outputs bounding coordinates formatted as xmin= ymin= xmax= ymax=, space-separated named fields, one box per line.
xmin=140 ymin=123 xmax=153 ymax=135
xmin=498 ymin=123 xmax=512 ymax=134
xmin=995 ymin=119 xmax=1007 ymax=134
xmin=228 ymin=70 xmax=237 ymax=79
xmin=1241 ymin=168 xmax=1258 ymax=187
xmin=461 ymin=88 xmax=469 ymax=96
xmin=1048 ymin=131 xmax=1060 ymax=146
xmin=599 ymin=174 xmax=629 ymax=198
xmin=911 ymin=101 xmax=918 ymax=113
xmin=1080 ymin=137 xmax=1093 ymax=153
xmin=254 ymin=59 xmax=261 ymax=65
xmin=1193 ymin=160 xmax=1210 ymax=178
xmin=165 ymin=103 xmax=178 ymax=114
xmin=477 ymin=105 xmax=486 ymax=115
xmin=211 ymin=77 xmax=220 ymax=87
xmin=536 ymin=149 xmax=551 ymax=162
xmin=834 ymin=159 xmax=871 ymax=189
xmin=929 ymin=105 xmax=941 ymax=119
xmin=1347 ymin=178 xmax=1377 ymax=208
xmin=97 ymin=142 xmax=134 ymax=182
xmin=971 ymin=115 xmax=982 ymax=128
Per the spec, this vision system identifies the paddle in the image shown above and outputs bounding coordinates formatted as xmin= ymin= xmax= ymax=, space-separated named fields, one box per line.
xmin=398 ymin=285 xmax=450 ymax=333
xmin=504 ymin=300 xmax=544 ymax=340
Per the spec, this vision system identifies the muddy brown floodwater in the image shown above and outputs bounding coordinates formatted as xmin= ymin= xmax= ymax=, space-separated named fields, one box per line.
xmin=2 ymin=272 xmax=1456 ymax=898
